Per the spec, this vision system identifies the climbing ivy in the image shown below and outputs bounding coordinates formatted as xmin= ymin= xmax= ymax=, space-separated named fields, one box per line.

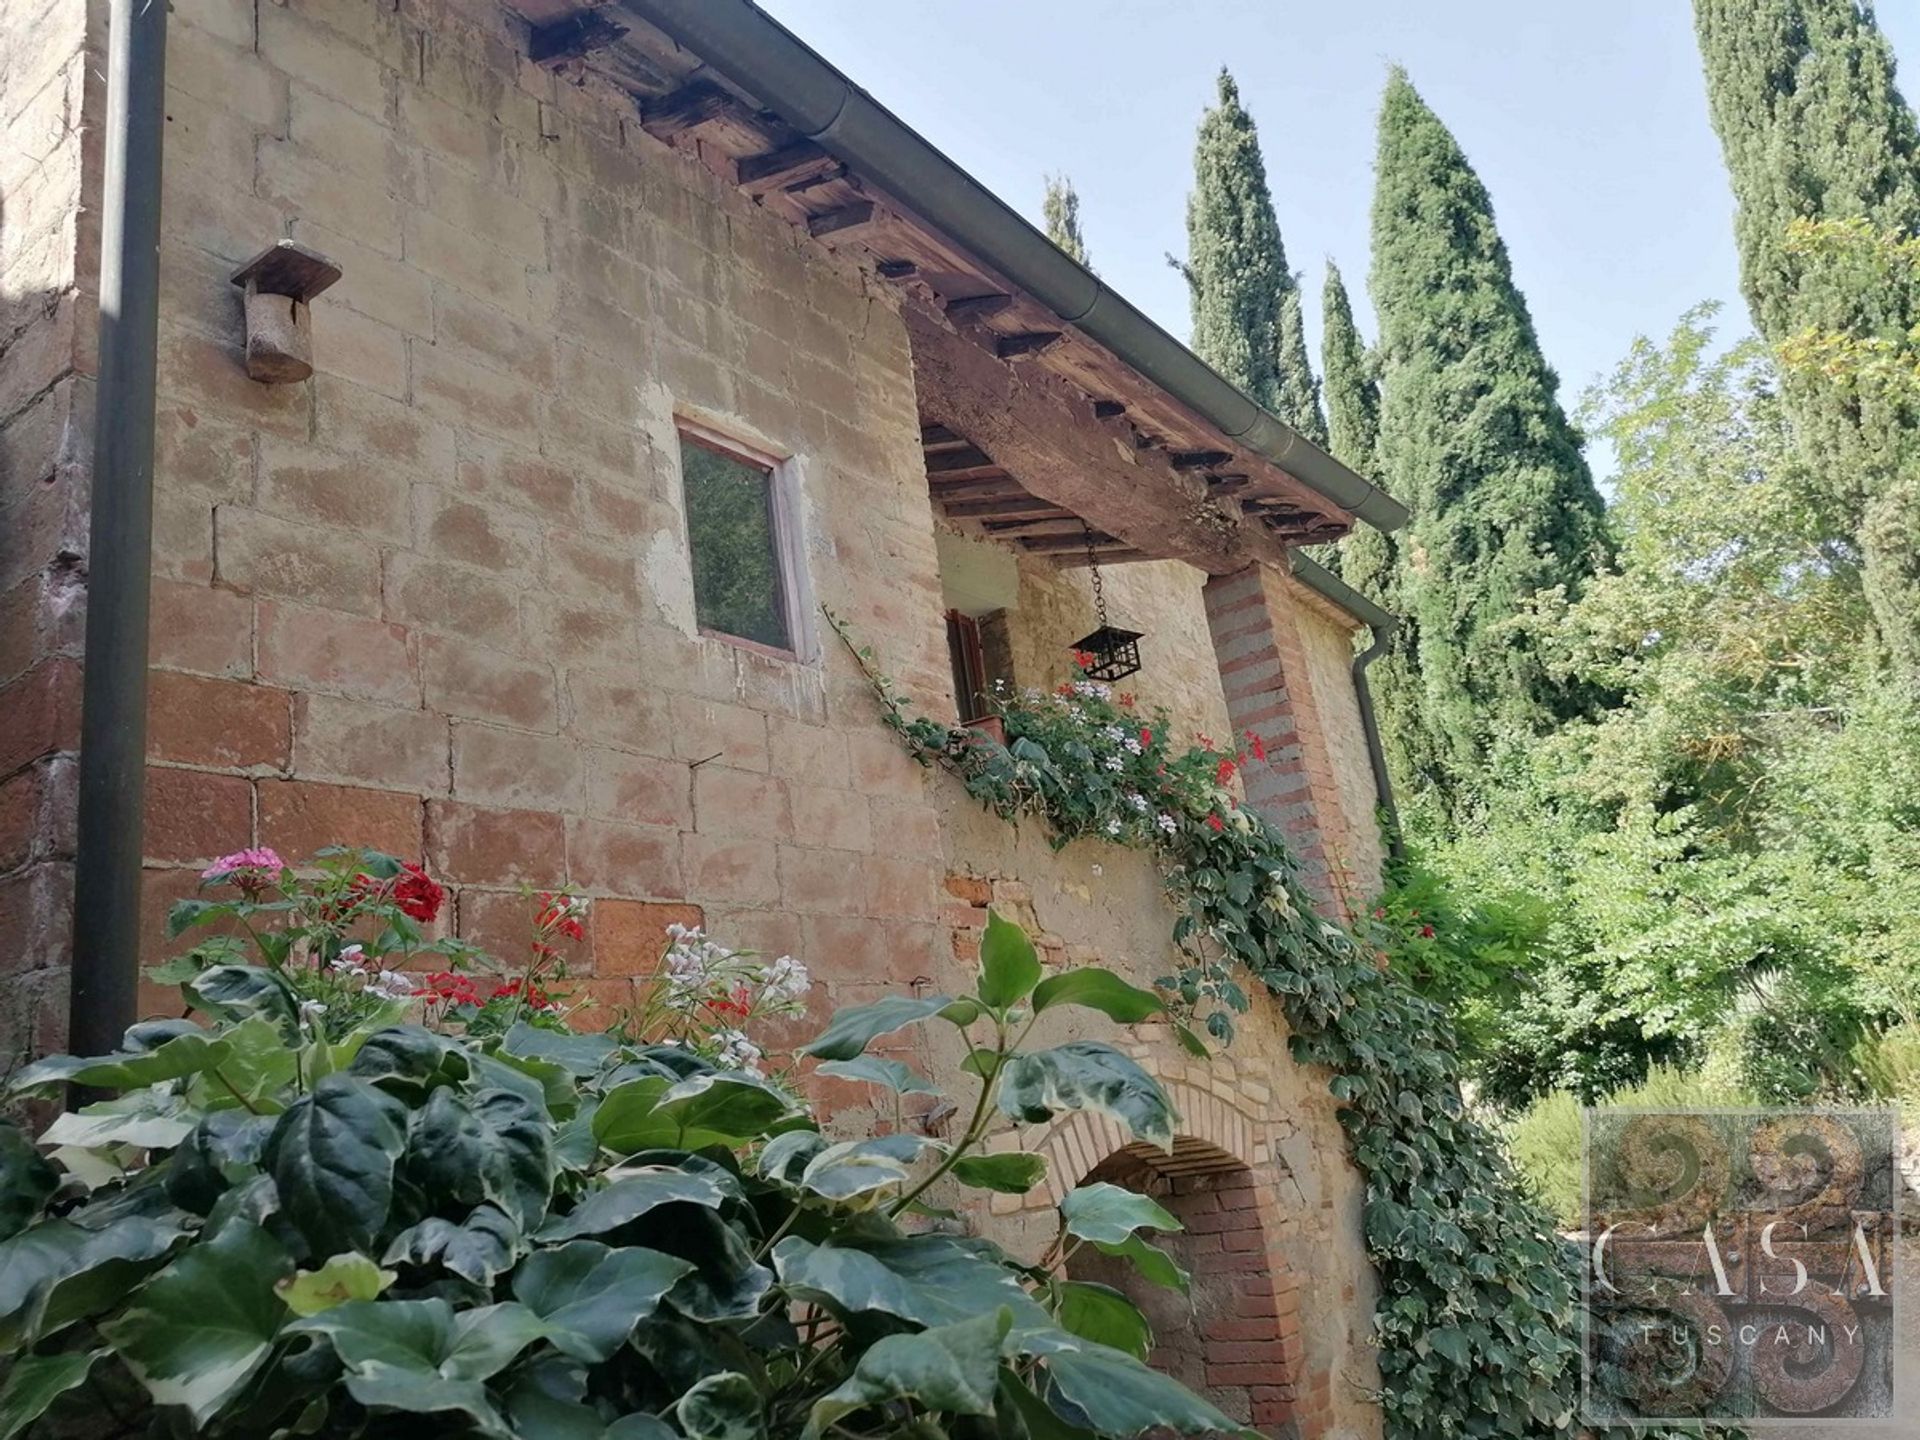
xmin=829 ymin=615 xmax=1715 ymax=1440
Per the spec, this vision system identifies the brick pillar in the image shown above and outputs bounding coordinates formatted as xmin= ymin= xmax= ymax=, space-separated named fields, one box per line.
xmin=1202 ymin=565 xmax=1353 ymax=912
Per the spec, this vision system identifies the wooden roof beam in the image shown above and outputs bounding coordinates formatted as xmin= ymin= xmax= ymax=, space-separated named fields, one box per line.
xmin=904 ymin=305 xmax=1294 ymax=576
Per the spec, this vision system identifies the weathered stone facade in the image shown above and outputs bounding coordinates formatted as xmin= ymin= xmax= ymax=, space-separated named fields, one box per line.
xmin=0 ymin=3 xmax=1394 ymax=1435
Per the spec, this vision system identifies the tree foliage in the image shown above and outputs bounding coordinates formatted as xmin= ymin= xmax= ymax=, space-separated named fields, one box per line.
xmin=1694 ymin=0 xmax=1920 ymax=673
xmin=1367 ymin=68 xmax=1612 ymax=811
xmin=1317 ymin=261 xmax=1391 ymax=590
xmin=1041 ymin=173 xmax=1091 ymax=269
xmin=1177 ymin=70 xmax=1323 ymax=440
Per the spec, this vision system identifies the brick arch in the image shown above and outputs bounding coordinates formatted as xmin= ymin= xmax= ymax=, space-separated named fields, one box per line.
xmin=1020 ymin=1082 xmax=1314 ymax=1439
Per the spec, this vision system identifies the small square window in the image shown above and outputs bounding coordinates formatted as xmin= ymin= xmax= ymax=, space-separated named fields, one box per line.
xmin=677 ymin=425 xmax=795 ymax=654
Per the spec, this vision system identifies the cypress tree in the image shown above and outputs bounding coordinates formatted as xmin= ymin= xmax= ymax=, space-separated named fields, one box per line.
xmin=1319 ymin=261 xmax=1391 ymax=596
xmin=1179 ymin=70 xmax=1322 ymax=436
xmin=1042 ymin=173 xmax=1091 ymax=268
xmin=1695 ymin=0 xmax=1920 ymax=674
xmin=1369 ymin=69 xmax=1611 ymax=805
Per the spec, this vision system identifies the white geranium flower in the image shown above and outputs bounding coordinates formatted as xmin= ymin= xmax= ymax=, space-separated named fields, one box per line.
xmin=1156 ymin=813 xmax=1178 ymax=835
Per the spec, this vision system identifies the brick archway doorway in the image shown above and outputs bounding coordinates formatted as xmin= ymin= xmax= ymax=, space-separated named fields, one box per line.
xmin=1063 ymin=1138 xmax=1303 ymax=1438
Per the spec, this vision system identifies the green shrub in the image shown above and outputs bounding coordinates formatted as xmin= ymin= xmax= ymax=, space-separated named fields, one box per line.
xmin=0 ymin=848 xmax=1240 ymax=1440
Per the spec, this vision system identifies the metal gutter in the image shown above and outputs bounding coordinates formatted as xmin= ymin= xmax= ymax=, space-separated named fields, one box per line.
xmin=617 ymin=0 xmax=1409 ymax=535
xmin=1290 ymin=555 xmax=1404 ymax=862
xmin=69 ymin=0 xmax=167 ymax=1061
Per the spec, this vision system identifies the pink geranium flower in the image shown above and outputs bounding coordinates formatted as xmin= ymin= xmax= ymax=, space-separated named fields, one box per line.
xmin=201 ymin=847 xmax=285 ymax=883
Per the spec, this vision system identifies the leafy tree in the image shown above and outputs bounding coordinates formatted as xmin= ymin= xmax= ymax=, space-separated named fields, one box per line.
xmin=1368 ymin=68 xmax=1612 ymax=809
xmin=1176 ymin=70 xmax=1322 ymax=437
xmin=1694 ymin=0 xmax=1920 ymax=674
xmin=1317 ymin=261 xmax=1390 ymax=590
xmin=1042 ymin=173 xmax=1091 ymax=268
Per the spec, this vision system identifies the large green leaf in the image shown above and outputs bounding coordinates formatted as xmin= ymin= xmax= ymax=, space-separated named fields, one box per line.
xmin=774 ymin=1234 xmax=1051 ymax=1332
xmin=0 ymin=1127 xmax=60 ymax=1239
xmin=758 ymin=1130 xmax=830 ymax=1185
xmin=1057 ymin=1183 xmax=1180 ymax=1244
xmin=0 ymin=1348 xmax=101 ymax=1440
xmin=1055 ymin=1282 xmax=1150 ymax=1359
xmin=1031 ymin=969 xmax=1164 ymax=1023
xmin=184 ymin=966 xmax=299 ymax=1036
xmin=276 ymin=1253 xmax=396 ymax=1317
xmin=654 ymin=1208 xmax=773 ymax=1322
xmin=100 ymin=1221 xmax=291 ymax=1425
xmin=802 ymin=995 xmax=962 ymax=1061
xmin=951 ymin=1152 xmax=1047 ymax=1194
xmin=996 ymin=1043 xmax=1176 ymax=1149
xmin=383 ymin=1206 xmax=520 ymax=1287
xmin=596 ymin=1073 xmax=799 ymax=1154
xmin=405 ymin=1087 xmax=555 ymax=1230
xmin=512 ymin=1240 xmax=692 ymax=1362
xmin=1090 ymin=1233 xmax=1189 ymax=1294
xmin=9 ymin=1032 xmax=233 ymax=1096
xmin=347 ymin=1025 xmax=470 ymax=1098
xmin=807 ymin=1308 xmax=1010 ymax=1440
xmin=535 ymin=1168 xmax=730 ymax=1242
xmin=978 ymin=910 xmax=1041 ymax=1009
xmin=1034 ymin=1336 xmax=1252 ymax=1437
xmin=676 ymin=1371 xmax=762 ymax=1440
xmin=267 ymin=1075 xmax=407 ymax=1256
xmin=799 ymin=1134 xmax=941 ymax=1204
xmin=41 ymin=1092 xmax=195 ymax=1152
xmin=812 ymin=1056 xmax=938 ymax=1095
xmin=190 ymin=1016 xmax=297 ymax=1111
xmin=502 ymin=1023 xmax=617 ymax=1078
xmin=0 ymin=1216 xmax=187 ymax=1349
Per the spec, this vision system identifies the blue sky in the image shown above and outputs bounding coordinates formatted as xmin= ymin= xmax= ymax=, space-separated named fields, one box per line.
xmin=758 ymin=0 xmax=1920 ymax=458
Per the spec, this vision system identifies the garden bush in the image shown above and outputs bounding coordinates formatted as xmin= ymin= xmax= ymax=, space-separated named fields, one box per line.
xmin=0 ymin=847 xmax=1245 ymax=1440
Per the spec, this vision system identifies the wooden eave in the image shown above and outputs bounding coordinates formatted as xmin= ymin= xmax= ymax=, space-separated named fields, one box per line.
xmin=506 ymin=5 xmax=1357 ymax=567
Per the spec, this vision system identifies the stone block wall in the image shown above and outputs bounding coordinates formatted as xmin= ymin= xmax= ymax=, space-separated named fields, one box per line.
xmin=16 ymin=0 xmax=954 ymax=1036
xmin=0 ymin=0 xmax=100 ymax=1067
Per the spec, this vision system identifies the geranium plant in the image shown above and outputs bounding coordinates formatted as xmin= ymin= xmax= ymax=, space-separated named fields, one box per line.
xmin=0 ymin=844 xmax=1244 ymax=1440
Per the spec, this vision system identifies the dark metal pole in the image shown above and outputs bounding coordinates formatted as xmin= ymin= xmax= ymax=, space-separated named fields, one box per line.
xmin=70 ymin=0 xmax=168 ymax=1059
xmin=1352 ymin=620 xmax=1405 ymax=865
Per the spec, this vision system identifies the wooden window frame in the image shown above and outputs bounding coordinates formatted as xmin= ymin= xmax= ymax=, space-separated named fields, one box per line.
xmin=947 ymin=609 xmax=989 ymax=723
xmin=675 ymin=417 xmax=812 ymax=663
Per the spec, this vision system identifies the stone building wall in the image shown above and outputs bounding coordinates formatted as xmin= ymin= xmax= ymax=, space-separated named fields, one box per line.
xmin=0 ymin=2 xmax=1391 ymax=1434
xmin=0 ymin=0 xmax=99 ymax=1067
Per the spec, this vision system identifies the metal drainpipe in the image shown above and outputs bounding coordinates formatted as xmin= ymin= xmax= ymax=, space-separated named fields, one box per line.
xmin=1351 ymin=620 xmax=1404 ymax=865
xmin=69 ymin=0 xmax=168 ymax=1060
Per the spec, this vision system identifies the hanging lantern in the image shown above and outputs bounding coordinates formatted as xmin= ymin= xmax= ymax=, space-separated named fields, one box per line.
xmin=1069 ymin=523 xmax=1143 ymax=682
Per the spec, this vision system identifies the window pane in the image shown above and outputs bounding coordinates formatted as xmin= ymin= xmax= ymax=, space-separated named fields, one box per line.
xmin=680 ymin=434 xmax=790 ymax=650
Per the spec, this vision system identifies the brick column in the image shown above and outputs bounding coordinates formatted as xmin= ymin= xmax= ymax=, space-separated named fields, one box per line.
xmin=1202 ymin=565 xmax=1353 ymax=911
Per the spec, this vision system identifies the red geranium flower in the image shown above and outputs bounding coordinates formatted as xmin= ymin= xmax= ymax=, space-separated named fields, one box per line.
xmin=1216 ymin=757 xmax=1236 ymax=784
xmin=1139 ymin=728 xmax=1152 ymax=748
xmin=1206 ymin=814 xmax=1224 ymax=833
xmin=1245 ymin=731 xmax=1267 ymax=762
xmin=394 ymin=862 xmax=445 ymax=923
xmin=1419 ymin=924 xmax=1436 ymax=939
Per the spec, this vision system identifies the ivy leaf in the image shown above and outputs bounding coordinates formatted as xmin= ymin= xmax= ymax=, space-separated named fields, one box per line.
xmin=1031 ymin=969 xmax=1164 ymax=1023
xmin=676 ymin=1371 xmax=763 ymax=1440
xmin=594 ymin=1072 xmax=798 ymax=1154
xmin=0 ymin=1216 xmax=188 ymax=1349
xmin=99 ymin=1221 xmax=292 ymax=1425
xmin=1427 ymin=1324 xmax=1472 ymax=1368
xmin=0 ymin=1348 xmax=102 ymax=1440
xmin=1029 ymin=1334 xmax=1252 ymax=1437
xmin=1091 ymin=1234 xmax=1189 ymax=1294
xmin=193 ymin=1016 xmax=297 ymax=1111
xmin=802 ymin=994 xmax=962 ymax=1061
xmin=1056 ymin=1282 xmax=1150 ymax=1359
xmin=536 ymin=1168 xmax=731 ymax=1243
xmin=268 ymin=1076 xmax=407 ymax=1257
xmin=996 ymin=1043 xmax=1176 ymax=1149
xmin=758 ymin=1131 xmax=830 ymax=1184
xmin=9 ymin=1032 xmax=233 ymax=1096
xmin=348 ymin=1025 xmax=470 ymax=1099
xmin=978 ymin=909 xmax=1042 ymax=1009
xmin=806 ymin=1308 xmax=1011 ymax=1439
xmin=950 ymin=1152 xmax=1047 ymax=1194
xmin=276 ymin=1253 xmax=397 ymax=1317
xmin=0 ymin=1125 xmax=55 ymax=1242
xmin=383 ymin=1207 xmax=521 ymax=1287
xmin=800 ymin=1135 xmax=941 ymax=1204
xmin=512 ymin=1240 xmax=692 ymax=1362
xmin=166 ymin=898 xmax=236 ymax=939
xmin=812 ymin=1056 xmax=939 ymax=1095
xmin=1058 ymin=1183 xmax=1180 ymax=1244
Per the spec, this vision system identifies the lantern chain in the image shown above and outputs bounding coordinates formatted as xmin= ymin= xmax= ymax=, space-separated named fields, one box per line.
xmin=1082 ymin=522 xmax=1110 ymax=629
